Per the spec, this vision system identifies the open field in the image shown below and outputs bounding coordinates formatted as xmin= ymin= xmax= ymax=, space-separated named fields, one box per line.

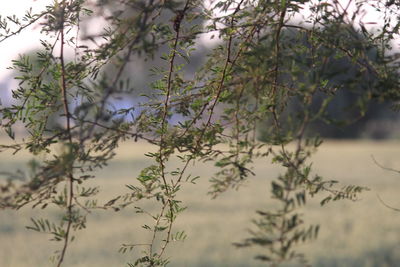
xmin=1 ymin=140 xmax=400 ymax=266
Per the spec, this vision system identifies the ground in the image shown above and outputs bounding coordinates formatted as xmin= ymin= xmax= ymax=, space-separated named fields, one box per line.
xmin=0 ymin=140 xmax=399 ymax=266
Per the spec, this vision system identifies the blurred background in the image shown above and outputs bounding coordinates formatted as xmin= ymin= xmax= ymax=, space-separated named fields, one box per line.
xmin=0 ymin=1 xmax=400 ymax=266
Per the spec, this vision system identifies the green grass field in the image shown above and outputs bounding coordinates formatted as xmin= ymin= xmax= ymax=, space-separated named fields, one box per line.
xmin=1 ymin=140 xmax=400 ymax=266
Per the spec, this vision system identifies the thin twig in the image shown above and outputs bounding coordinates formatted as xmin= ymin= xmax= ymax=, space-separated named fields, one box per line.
xmin=157 ymin=0 xmax=191 ymax=258
xmin=196 ymin=0 xmax=250 ymax=147
xmin=377 ymin=194 xmax=400 ymax=212
xmin=0 ymin=11 xmax=49 ymax=42
xmin=371 ymin=155 xmax=400 ymax=174
xmin=57 ymin=1 xmax=75 ymax=266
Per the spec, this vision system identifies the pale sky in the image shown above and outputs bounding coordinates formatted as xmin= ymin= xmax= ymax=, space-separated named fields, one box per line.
xmin=0 ymin=1 xmax=54 ymax=81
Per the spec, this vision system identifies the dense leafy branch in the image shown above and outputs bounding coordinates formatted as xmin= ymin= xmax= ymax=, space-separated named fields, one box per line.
xmin=0 ymin=0 xmax=399 ymax=266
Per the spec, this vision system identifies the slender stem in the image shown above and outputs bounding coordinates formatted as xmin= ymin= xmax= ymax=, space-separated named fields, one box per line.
xmin=196 ymin=0 xmax=250 ymax=147
xmin=149 ymin=201 xmax=168 ymax=256
xmin=57 ymin=2 xmax=75 ymax=266
xmin=270 ymin=1 xmax=287 ymax=129
xmin=0 ymin=11 xmax=49 ymax=42
xmin=155 ymin=0 xmax=194 ymax=260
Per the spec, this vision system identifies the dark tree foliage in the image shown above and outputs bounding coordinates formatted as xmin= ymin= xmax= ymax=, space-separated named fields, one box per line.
xmin=257 ymin=24 xmax=400 ymax=140
xmin=0 ymin=0 xmax=399 ymax=266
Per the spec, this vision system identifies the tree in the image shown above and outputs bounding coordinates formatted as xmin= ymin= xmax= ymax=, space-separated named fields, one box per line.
xmin=0 ymin=0 xmax=399 ymax=266
xmin=257 ymin=24 xmax=400 ymax=140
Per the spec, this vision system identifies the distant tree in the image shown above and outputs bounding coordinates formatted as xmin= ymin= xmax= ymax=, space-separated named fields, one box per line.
xmin=257 ymin=23 xmax=400 ymax=140
xmin=0 ymin=1 xmax=399 ymax=266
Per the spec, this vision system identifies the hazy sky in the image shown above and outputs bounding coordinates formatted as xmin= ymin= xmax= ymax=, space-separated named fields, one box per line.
xmin=0 ymin=1 xmax=54 ymax=81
